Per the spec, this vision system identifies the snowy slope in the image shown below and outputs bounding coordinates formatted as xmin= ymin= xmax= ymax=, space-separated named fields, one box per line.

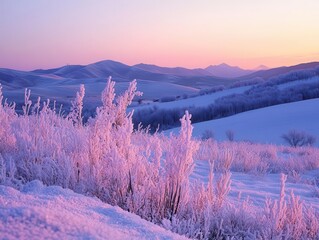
xmin=237 ymin=61 xmax=319 ymax=80
xmin=0 ymin=181 xmax=187 ymax=240
xmin=277 ymin=76 xmax=319 ymax=90
xmin=1 ymin=77 xmax=199 ymax=113
xmin=134 ymin=76 xmax=319 ymax=111
xmin=133 ymin=85 xmax=252 ymax=110
xmin=133 ymin=75 xmax=319 ymax=114
xmin=167 ymin=98 xmax=319 ymax=146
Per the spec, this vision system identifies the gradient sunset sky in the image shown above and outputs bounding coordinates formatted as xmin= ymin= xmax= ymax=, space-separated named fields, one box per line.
xmin=1 ymin=0 xmax=319 ymax=70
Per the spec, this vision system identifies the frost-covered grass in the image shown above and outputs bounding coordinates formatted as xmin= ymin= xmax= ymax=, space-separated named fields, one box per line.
xmin=0 ymin=79 xmax=319 ymax=239
xmin=195 ymin=140 xmax=319 ymax=209
xmin=196 ymin=140 xmax=319 ymax=175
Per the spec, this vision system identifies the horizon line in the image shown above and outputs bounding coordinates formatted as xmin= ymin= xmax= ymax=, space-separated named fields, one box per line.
xmin=1 ymin=59 xmax=313 ymax=72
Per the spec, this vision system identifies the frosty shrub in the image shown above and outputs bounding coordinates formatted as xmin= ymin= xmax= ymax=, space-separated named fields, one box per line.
xmin=225 ymin=129 xmax=234 ymax=141
xmin=282 ymin=129 xmax=316 ymax=147
xmin=69 ymin=84 xmax=85 ymax=127
xmin=201 ymin=129 xmax=214 ymax=140
xmin=0 ymin=84 xmax=16 ymax=153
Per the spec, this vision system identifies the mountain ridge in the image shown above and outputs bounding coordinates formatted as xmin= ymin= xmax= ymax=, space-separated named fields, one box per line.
xmin=238 ymin=61 xmax=319 ymax=80
xmin=205 ymin=63 xmax=253 ymax=78
xmin=1 ymin=60 xmax=319 ymax=89
xmin=27 ymin=60 xmax=255 ymax=79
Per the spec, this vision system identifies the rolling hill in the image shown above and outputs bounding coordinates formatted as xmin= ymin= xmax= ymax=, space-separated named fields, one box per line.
xmin=0 ymin=60 xmax=240 ymax=109
xmin=133 ymin=63 xmax=213 ymax=76
xmin=238 ymin=61 xmax=319 ymax=80
xmin=1 ymin=60 xmax=319 ymax=115
xmin=167 ymin=98 xmax=319 ymax=146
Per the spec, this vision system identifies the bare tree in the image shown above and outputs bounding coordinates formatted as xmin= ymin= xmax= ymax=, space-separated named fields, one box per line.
xmin=281 ymin=130 xmax=316 ymax=147
xmin=226 ymin=130 xmax=235 ymax=141
xmin=202 ymin=129 xmax=214 ymax=140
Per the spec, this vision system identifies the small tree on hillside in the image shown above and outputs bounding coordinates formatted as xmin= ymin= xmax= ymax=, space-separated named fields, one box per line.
xmin=281 ymin=130 xmax=316 ymax=147
xmin=226 ymin=129 xmax=235 ymax=141
xmin=202 ymin=129 xmax=214 ymax=140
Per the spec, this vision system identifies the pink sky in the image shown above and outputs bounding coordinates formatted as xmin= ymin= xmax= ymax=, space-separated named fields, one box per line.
xmin=1 ymin=0 xmax=319 ymax=70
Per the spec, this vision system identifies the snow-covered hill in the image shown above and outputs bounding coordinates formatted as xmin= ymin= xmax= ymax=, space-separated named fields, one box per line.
xmin=133 ymin=63 xmax=212 ymax=77
xmin=167 ymin=98 xmax=319 ymax=146
xmin=132 ymin=85 xmax=252 ymax=111
xmin=0 ymin=181 xmax=186 ymax=240
xmin=0 ymin=60 xmax=238 ymax=107
xmin=134 ymin=75 xmax=319 ymax=112
xmin=238 ymin=61 xmax=319 ymax=80
xmin=2 ymin=60 xmax=319 ymax=111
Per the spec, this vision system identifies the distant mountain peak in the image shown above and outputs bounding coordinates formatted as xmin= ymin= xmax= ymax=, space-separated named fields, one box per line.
xmin=133 ymin=63 xmax=214 ymax=77
xmin=219 ymin=63 xmax=232 ymax=67
xmin=254 ymin=65 xmax=269 ymax=71
xmin=205 ymin=63 xmax=252 ymax=78
xmin=208 ymin=62 xmax=240 ymax=67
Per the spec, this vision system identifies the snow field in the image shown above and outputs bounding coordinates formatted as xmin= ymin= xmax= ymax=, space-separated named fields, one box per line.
xmin=167 ymin=98 xmax=319 ymax=146
xmin=0 ymin=79 xmax=319 ymax=239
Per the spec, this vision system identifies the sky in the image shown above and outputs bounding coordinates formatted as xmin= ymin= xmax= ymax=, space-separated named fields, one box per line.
xmin=1 ymin=0 xmax=319 ymax=70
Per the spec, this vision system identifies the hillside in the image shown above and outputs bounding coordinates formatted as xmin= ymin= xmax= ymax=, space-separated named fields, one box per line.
xmin=1 ymin=60 xmax=235 ymax=85
xmin=167 ymin=98 xmax=319 ymax=146
xmin=239 ymin=61 xmax=319 ymax=80
xmin=0 ymin=181 xmax=186 ymax=240
xmin=1 ymin=60 xmax=319 ymax=120
xmin=132 ymin=85 xmax=252 ymax=111
xmin=133 ymin=70 xmax=319 ymax=131
xmin=133 ymin=63 xmax=212 ymax=76
xmin=0 ymin=60 xmax=239 ymax=107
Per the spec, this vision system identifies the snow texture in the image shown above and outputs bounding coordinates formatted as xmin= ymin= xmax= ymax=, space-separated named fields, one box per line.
xmin=0 ymin=180 xmax=187 ymax=240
